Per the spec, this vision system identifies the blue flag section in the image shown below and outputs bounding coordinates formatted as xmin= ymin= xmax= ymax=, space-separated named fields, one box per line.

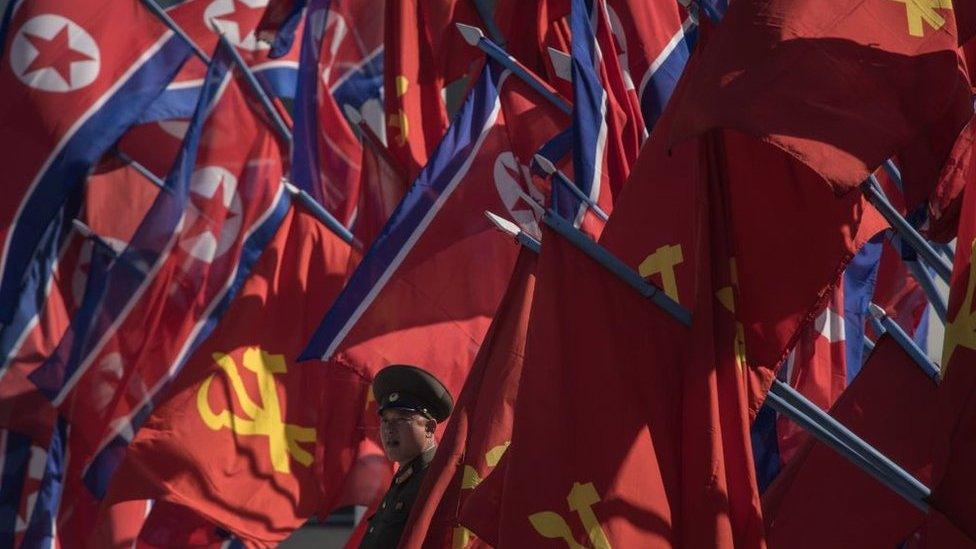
xmin=564 ymin=0 xmax=607 ymax=226
xmin=638 ymin=15 xmax=699 ymax=130
xmin=300 ymin=60 xmax=509 ymax=361
xmin=291 ymin=0 xmax=334 ymax=207
xmin=20 ymin=416 xmax=67 ymax=548
xmin=0 ymin=191 xmax=81 ymax=376
xmin=0 ymin=429 xmax=31 ymax=547
xmin=844 ymin=236 xmax=884 ymax=380
xmin=0 ymin=21 xmax=190 ymax=325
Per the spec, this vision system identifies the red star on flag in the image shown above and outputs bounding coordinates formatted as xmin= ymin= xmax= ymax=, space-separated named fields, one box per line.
xmin=214 ymin=0 xmax=267 ymax=38
xmin=183 ymin=177 xmax=238 ymax=242
xmin=23 ymin=24 xmax=94 ymax=86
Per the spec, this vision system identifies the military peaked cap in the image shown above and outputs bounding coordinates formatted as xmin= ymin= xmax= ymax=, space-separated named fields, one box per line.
xmin=373 ymin=365 xmax=453 ymax=422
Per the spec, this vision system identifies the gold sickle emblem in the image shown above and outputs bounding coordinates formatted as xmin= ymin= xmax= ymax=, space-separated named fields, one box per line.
xmin=196 ymin=347 xmax=316 ymax=474
xmin=528 ymin=482 xmax=612 ymax=549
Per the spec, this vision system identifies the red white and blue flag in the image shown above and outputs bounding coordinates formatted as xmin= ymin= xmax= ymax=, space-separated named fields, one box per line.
xmin=605 ymin=0 xmax=702 ymax=129
xmin=139 ymin=0 xmax=303 ymax=123
xmin=0 ymin=0 xmax=191 ymax=323
xmin=301 ymin=59 xmax=569 ymax=397
xmin=28 ymin=41 xmax=291 ymax=507
xmin=292 ymin=0 xmax=364 ymax=226
xmin=564 ymin=0 xmax=642 ymax=236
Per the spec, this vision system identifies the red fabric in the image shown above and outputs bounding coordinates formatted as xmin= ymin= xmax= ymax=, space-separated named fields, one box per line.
xmin=904 ymin=511 xmax=976 ymax=548
xmin=106 ymin=206 xmax=360 ymax=546
xmin=90 ymin=499 xmax=152 ymax=548
xmin=133 ymin=501 xmax=230 ymax=548
xmin=671 ymin=0 xmax=973 ymax=197
xmin=929 ymin=161 xmax=976 ymax=540
xmin=58 ymin=73 xmax=289 ymax=500
xmin=762 ymin=336 xmax=938 ymax=548
xmin=398 ymin=250 xmax=537 ymax=548
xmin=600 ymin=124 xmax=886 ymax=416
xmin=382 ymin=0 xmax=480 ymax=180
xmin=350 ymin=135 xmax=409 ymax=254
xmin=776 ymin=283 xmax=848 ymax=464
xmin=116 ymin=120 xmax=188 ymax=179
xmin=869 ymin=237 xmax=929 ymax=339
xmin=169 ymin=0 xmax=303 ymax=87
xmin=494 ymin=226 xmax=687 ymax=546
xmin=927 ymin=115 xmax=976 ymax=242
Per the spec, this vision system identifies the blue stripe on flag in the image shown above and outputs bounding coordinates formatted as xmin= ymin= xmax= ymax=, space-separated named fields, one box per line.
xmin=291 ymin=0 xmax=335 ymax=207
xmin=138 ymin=64 xmax=299 ymax=124
xmin=0 ymin=35 xmax=191 ymax=324
xmin=300 ymin=60 xmax=508 ymax=361
xmin=751 ymin=403 xmax=781 ymax=493
xmin=563 ymin=0 xmax=606 ymax=225
xmin=21 ymin=417 xmax=68 ymax=549
xmin=0 ymin=430 xmax=31 ymax=546
xmin=0 ymin=191 xmax=81 ymax=375
xmin=639 ymin=24 xmax=697 ymax=130
xmin=843 ymin=234 xmax=884 ymax=381
xmin=331 ymin=48 xmax=383 ymax=112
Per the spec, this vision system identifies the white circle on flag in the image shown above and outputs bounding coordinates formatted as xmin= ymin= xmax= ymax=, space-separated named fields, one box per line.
xmin=9 ymin=14 xmax=100 ymax=92
xmin=180 ymin=166 xmax=243 ymax=263
xmin=205 ymin=0 xmax=270 ymax=52
xmin=493 ymin=152 xmax=543 ymax=238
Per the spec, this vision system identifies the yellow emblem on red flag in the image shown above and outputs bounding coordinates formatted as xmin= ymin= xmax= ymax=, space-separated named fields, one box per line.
xmin=196 ymin=347 xmax=316 ymax=474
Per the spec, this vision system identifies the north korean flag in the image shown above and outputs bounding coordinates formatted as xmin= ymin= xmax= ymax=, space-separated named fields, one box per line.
xmin=0 ymin=0 xmax=191 ymax=323
xmin=302 ymin=58 xmax=569 ymax=399
xmin=564 ymin=0 xmax=643 ymax=237
xmin=604 ymin=0 xmax=702 ymax=129
xmin=139 ymin=0 xmax=303 ymax=123
xmin=292 ymin=0 xmax=364 ymax=225
xmin=28 ymin=40 xmax=291 ymax=504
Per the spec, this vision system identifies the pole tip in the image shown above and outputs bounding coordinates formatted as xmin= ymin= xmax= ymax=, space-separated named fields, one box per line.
xmin=485 ymin=211 xmax=521 ymax=238
xmin=455 ymin=23 xmax=485 ymax=46
xmin=547 ymin=47 xmax=572 ymax=82
xmin=532 ymin=154 xmax=556 ymax=175
xmin=71 ymin=219 xmax=93 ymax=239
xmin=342 ymin=104 xmax=363 ymax=125
xmin=868 ymin=303 xmax=887 ymax=320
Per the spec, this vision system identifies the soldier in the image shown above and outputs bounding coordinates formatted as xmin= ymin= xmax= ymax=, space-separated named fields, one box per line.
xmin=359 ymin=364 xmax=454 ymax=548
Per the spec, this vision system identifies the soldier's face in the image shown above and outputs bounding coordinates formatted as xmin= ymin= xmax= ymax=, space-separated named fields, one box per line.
xmin=379 ymin=409 xmax=431 ymax=463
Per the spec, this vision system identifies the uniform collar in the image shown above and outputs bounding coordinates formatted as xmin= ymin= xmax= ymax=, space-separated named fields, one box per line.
xmin=393 ymin=445 xmax=437 ymax=485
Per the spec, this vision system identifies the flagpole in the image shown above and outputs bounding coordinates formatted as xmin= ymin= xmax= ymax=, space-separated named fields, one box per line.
xmin=71 ymin=221 xmax=149 ymax=276
xmin=898 ymin=242 xmax=949 ymax=323
xmin=868 ymin=304 xmax=940 ymax=380
xmin=469 ymin=0 xmax=506 ymax=47
xmin=488 ymin=208 xmax=933 ymax=512
xmin=763 ymin=387 xmax=929 ymax=511
xmin=213 ymin=31 xmax=294 ymax=147
xmin=283 ymin=179 xmax=362 ymax=250
xmin=138 ymin=0 xmax=211 ymax=64
xmin=342 ymin=105 xmax=408 ymax=177
xmin=114 ymin=151 xmax=166 ymax=191
xmin=455 ymin=23 xmax=572 ymax=115
xmin=533 ymin=154 xmax=610 ymax=222
xmin=861 ymin=177 xmax=953 ymax=282
xmin=882 ymin=159 xmax=903 ymax=193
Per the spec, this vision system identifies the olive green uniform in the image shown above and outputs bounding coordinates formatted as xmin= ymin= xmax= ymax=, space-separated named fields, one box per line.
xmin=359 ymin=446 xmax=437 ymax=549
